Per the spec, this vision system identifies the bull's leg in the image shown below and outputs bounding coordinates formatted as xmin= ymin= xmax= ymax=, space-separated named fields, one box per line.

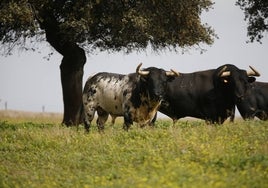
xmin=227 ymin=108 xmax=235 ymax=122
xmin=149 ymin=113 xmax=157 ymax=126
xmin=256 ymin=111 xmax=267 ymax=120
xmin=218 ymin=117 xmax=224 ymax=124
xmin=172 ymin=119 xmax=178 ymax=126
xmin=262 ymin=112 xmax=268 ymax=120
xmin=83 ymin=104 xmax=96 ymax=133
xmin=96 ymin=107 xmax=109 ymax=131
xmin=211 ymin=117 xmax=224 ymax=125
xmin=123 ymin=111 xmax=133 ymax=131
xmin=110 ymin=115 xmax=117 ymax=125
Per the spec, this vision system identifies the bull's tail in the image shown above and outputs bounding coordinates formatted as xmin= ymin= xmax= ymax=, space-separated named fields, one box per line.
xmin=78 ymin=103 xmax=85 ymax=125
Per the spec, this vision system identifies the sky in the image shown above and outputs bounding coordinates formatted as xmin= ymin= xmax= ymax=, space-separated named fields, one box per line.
xmin=0 ymin=0 xmax=268 ymax=115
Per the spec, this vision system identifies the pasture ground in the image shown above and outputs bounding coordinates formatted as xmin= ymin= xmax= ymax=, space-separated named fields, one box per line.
xmin=0 ymin=110 xmax=267 ymax=187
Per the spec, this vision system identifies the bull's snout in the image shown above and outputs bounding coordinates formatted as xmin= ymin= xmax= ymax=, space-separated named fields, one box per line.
xmin=235 ymin=92 xmax=245 ymax=102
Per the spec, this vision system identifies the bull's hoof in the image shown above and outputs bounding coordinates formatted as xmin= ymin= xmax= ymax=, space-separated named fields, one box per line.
xmin=123 ymin=125 xmax=129 ymax=131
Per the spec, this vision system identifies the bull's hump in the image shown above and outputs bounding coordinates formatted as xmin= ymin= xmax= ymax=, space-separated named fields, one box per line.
xmin=96 ymin=74 xmax=129 ymax=90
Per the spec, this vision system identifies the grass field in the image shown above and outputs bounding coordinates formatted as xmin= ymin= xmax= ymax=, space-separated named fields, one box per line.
xmin=0 ymin=110 xmax=268 ymax=187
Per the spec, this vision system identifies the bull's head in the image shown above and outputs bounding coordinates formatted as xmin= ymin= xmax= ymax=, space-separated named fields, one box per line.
xmin=216 ymin=64 xmax=260 ymax=102
xmin=136 ymin=63 xmax=179 ymax=100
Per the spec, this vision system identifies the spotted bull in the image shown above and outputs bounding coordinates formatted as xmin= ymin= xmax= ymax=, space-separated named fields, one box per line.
xmin=157 ymin=64 xmax=260 ymax=124
xmin=82 ymin=63 xmax=179 ymax=131
xmin=236 ymin=81 xmax=268 ymax=120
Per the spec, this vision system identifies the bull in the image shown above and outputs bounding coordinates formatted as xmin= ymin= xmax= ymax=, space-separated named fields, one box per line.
xmin=82 ymin=63 xmax=179 ymax=131
xmin=157 ymin=64 xmax=260 ymax=124
xmin=236 ymin=81 xmax=268 ymax=120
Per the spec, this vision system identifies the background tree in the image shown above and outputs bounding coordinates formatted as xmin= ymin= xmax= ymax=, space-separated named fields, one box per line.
xmin=236 ymin=0 xmax=268 ymax=43
xmin=0 ymin=0 xmax=216 ymax=126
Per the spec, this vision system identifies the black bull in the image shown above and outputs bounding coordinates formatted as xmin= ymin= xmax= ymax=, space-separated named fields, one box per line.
xmin=157 ymin=64 xmax=260 ymax=124
xmin=236 ymin=81 xmax=268 ymax=120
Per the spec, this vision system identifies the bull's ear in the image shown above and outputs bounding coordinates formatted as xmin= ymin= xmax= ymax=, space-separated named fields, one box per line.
xmin=219 ymin=77 xmax=229 ymax=84
xmin=248 ymin=77 xmax=256 ymax=83
xmin=166 ymin=69 xmax=179 ymax=82
xmin=139 ymin=74 xmax=148 ymax=82
xmin=167 ymin=76 xmax=176 ymax=82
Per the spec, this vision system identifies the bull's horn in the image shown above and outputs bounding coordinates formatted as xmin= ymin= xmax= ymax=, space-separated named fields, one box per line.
xmin=166 ymin=69 xmax=180 ymax=76
xmin=221 ymin=71 xmax=231 ymax=77
xmin=218 ymin=66 xmax=231 ymax=77
xmin=136 ymin=63 xmax=149 ymax=76
xmin=247 ymin=66 xmax=260 ymax=77
xmin=136 ymin=63 xmax=142 ymax=73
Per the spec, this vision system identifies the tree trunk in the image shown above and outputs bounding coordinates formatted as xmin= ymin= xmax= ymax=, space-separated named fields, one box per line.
xmin=37 ymin=11 xmax=86 ymax=126
xmin=60 ymin=45 xmax=86 ymax=126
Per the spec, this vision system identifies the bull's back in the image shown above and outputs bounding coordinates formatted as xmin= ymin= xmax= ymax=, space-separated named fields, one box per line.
xmin=164 ymin=71 xmax=214 ymax=104
xmin=160 ymin=70 xmax=218 ymax=119
xmin=254 ymin=82 xmax=268 ymax=95
xmin=83 ymin=73 xmax=130 ymax=115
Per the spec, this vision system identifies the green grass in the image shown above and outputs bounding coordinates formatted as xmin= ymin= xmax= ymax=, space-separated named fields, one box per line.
xmin=0 ymin=118 xmax=267 ymax=187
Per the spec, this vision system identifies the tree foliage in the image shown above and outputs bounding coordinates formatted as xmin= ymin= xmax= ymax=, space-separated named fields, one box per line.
xmin=0 ymin=0 xmax=216 ymax=54
xmin=236 ymin=0 xmax=268 ymax=43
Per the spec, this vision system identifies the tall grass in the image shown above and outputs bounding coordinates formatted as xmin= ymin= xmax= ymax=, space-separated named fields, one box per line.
xmin=0 ymin=115 xmax=267 ymax=187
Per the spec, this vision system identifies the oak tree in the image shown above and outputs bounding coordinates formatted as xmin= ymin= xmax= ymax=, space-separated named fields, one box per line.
xmin=236 ymin=0 xmax=268 ymax=43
